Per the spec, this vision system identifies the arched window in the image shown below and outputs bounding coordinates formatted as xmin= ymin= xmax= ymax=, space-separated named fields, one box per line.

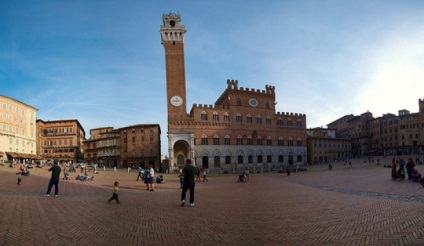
xmin=257 ymin=155 xmax=263 ymax=163
xmin=278 ymin=155 xmax=284 ymax=163
xmin=278 ymin=137 xmax=284 ymax=146
xmin=246 ymin=114 xmax=252 ymax=124
xmin=256 ymin=115 xmax=262 ymax=124
xmin=238 ymin=155 xmax=243 ymax=164
xmin=224 ymin=113 xmax=230 ymax=122
xmin=236 ymin=114 xmax=242 ymax=124
xmin=267 ymin=155 xmax=272 ymax=163
xmin=296 ymin=119 xmax=302 ymax=127
xmin=213 ymin=112 xmax=219 ymax=122
xmin=297 ymin=137 xmax=302 ymax=146
xmin=201 ymin=111 xmax=208 ymax=121
xmin=201 ymin=134 xmax=208 ymax=145
xmin=266 ymin=136 xmax=272 ymax=146
xmin=266 ymin=116 xmax=271 ymax=126
xmin=248 ymin=155 xmax=253 ymax=163
xmin=225 ymin=156 xmax=231 ymax=164
xmin=257 ymin=136 xmax=263 ymax=145
xmin=237 ymin=135 xmax=243 ymax=145
xmin=224 ymin=135 xmax=230 ymax=145
xmin=277 ymin=118 xmax=283 ymax=127
xmin=247 ymin=135 xmax=253 ymax=145
xmin=265 ymin=102 xmax=270 ymax=109
xmin=236 ymin=98 xmax=241 ymax=106
xmin=213 ymin=134 xmax=219 ymax=145
xmin=287 ymin=118 xmax=293 ymax=126
xmin=288 ymin=137 xmax=293 ymax=146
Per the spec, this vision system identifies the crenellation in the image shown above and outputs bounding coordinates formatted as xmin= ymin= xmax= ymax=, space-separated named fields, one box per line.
xmin=164 ymin=14 xmax=307 ymax=169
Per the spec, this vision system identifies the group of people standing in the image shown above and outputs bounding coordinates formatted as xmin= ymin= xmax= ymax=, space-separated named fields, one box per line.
xmin=36 ymin=159 xmax=199 ymax=207
xmin=391 ymin=157 xmax=422 ymax=183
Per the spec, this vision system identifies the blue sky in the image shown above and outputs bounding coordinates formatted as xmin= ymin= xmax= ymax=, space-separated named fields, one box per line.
xmin=1 ymin=0 xmax=424 ymax=156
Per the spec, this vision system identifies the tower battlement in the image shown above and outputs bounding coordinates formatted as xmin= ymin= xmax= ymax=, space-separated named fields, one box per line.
xmin=226 ymin=79 xmax=275 ymax=95
xmin=276 ymin=112 xmax=306 ymax=117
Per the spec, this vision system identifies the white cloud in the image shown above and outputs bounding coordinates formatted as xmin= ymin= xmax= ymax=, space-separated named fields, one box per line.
xmin=356 ymin=29 xmax=424 ymax=116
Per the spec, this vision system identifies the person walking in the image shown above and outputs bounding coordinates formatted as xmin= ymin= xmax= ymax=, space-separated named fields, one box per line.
xmin=136 ymin=166 xmax=143 ymax=181
xmin=16 ymin=170 xmax=22 ymax=185
xmin=44 ymin=161 xmax=61 ymax=197
xmin=108 ymin=181 xmax=120 ymax=204
xmin=195 ymin=167 xmax=201 ymax=182
xmin=244 ymin=167 xmax=250 ymax=182
xmin=202 ymin=167 xmax=208 ymax=182
xmin=180 ymin=159 xmax=196 ymax=207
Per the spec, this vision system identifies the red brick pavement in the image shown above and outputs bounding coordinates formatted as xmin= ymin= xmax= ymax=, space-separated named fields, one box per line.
xmin=0 ymin=161 xmax=423 ymax=245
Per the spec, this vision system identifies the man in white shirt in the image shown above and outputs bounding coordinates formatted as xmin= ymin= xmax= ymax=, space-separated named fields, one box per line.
xmin=149 ymin=165 xmax=155 ymax=191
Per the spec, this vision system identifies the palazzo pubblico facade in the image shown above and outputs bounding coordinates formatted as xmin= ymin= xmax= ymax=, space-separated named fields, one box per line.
xmin=161 ymin=13 xmax=307 ymax=172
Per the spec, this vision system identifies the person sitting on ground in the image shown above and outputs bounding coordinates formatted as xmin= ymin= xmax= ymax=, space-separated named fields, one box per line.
xmin=63 ymin=171 xmax=70 ymax=180
xmin=237 ymin=173 xmax=247 ymax=183
xmin=156 ymin=175 xmax=165 ymax=183
xmin=76 ymin=174 xmax=84 ymax=181
xmin=411 ymin=167 xmax=422 ymax=182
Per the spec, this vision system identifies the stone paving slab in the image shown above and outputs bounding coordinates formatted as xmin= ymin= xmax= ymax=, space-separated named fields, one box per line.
xmin=0 ymin=160 xmax=423 ymax=246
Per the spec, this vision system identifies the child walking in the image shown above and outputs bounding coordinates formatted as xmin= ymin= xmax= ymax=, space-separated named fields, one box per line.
xmin=16 ymin=170 xmax=22 ymax=185
xmin=108 ymin=181 xmax=120 ymax=204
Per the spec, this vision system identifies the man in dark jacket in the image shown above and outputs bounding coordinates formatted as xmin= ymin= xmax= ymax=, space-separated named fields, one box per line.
xmin=44 ymin=161 xmax=61 ymax=197
xmin=180 ymin=159 xmax=196 ymax=207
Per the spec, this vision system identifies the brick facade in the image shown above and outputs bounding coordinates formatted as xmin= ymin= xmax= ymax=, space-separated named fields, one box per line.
xmin=161 ymin=13 xmax=307 ymax=172
xmin=83 ymin=124 xmax=161 ymax=169
xmin=328 ymin=99 xmax=424 ymax=156
xmin=36 ymin=119 xmax=86 ymax=164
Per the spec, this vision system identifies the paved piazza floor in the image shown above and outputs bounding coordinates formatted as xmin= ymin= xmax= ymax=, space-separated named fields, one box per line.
xmin=0 ymin=158 xmax=423 ymax=246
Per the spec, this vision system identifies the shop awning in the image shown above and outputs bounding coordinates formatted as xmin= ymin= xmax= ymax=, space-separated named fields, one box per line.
xmin=6 ymin=152 xmax=42 ymax=160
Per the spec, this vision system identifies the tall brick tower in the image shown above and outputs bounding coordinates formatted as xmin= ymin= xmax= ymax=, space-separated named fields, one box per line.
xmin=161 ymin=13 xmax=195 ymax=168
xmin=160 ymin=13 xmax=187 ymax=121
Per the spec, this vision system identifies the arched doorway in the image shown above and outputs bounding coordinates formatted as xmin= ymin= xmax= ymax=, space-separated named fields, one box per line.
xmin=202 ymin=156 xmax=209 ymax=168
xmin=288 ymin=155 xmax=294 ymax=165
xmin=177 ymin=154 xmax=185 ymax=165
xmin=173 ymin=140 xmax=189 ymax=169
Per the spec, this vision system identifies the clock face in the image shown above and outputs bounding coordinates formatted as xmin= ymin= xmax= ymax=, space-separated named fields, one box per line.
xmin=170 ymin=96 xmax=183 ymax=107
xmin=248 ymin=98 xmax=258 ymax=107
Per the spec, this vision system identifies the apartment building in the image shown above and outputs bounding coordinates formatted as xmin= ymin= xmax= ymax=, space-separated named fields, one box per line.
xmin=328 ymin=99 xmax=424 ymax=156
xmin=306 ymin=127 xmax=352 ymax=164
xmin=83 ymin=124 xmax=161 ymax=169
xmin=0 ymin=95 xmax=38 ymax=164
xmin=36 ymin=119 xmax=86 ymax=164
